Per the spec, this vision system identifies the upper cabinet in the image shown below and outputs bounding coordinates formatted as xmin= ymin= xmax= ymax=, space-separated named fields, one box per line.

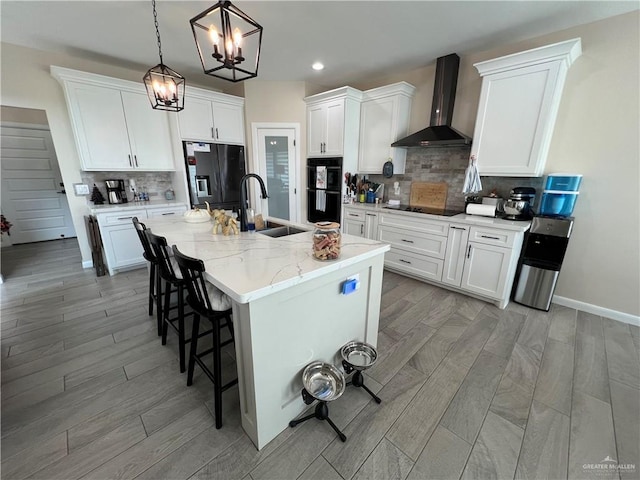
xmin=358 ymin=82 xmax=415 ymax=174
xmin=471 ymin=38 xmax=582 ymax=177
xmin=177 ymin=87 xmax=245 ymax=144
xmin=304 ymin=87 xmax=362 ymax=173
xmin=51 ymin=66 xmax=175 ymax=172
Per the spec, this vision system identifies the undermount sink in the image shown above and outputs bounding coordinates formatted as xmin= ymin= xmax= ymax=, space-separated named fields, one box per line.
xmin=257 ymin=224 xmax=308 ymax=238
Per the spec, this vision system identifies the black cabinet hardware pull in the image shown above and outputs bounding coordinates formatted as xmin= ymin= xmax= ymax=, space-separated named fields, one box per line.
xmin=161 ymin=212 xmax=175 ymax=216
xmin=450 ymin=226 xmax=466 ymax=230
xmin=128 ymin=155 xmax=132 ymax=167
xmin=401 ymin=239 xmax=414 ymax=243
xmin=360 ymin=224 xmax=364 ymax=235
xmin=467 ymin=245 xmax=472 ymax=258
xmin=117 ymin=216 xmax=134 ymax=220
xmin=215 ymin=128 xmax=219 ymax=139
xmin=399 ymin=259 xmax=411 ymax=264
xmin=211 ymin=127 xmax=215 ymax=138
xmin=481 ymin=235 xmax=500 ymax=240
xmin=134 ymin=155 xmax=138 ymax=167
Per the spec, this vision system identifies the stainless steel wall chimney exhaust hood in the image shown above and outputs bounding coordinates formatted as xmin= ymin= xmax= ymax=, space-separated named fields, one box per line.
xmin=392 ymin=53 xmax=472 ymax=148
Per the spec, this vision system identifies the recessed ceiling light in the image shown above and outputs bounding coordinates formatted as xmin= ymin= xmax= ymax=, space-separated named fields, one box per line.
xmin=312 ymin=62 xmax=324 ymax=71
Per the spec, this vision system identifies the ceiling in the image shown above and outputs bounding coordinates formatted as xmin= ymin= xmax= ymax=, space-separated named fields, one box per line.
xmin=1 ymin=1 xmax=638 ymax=91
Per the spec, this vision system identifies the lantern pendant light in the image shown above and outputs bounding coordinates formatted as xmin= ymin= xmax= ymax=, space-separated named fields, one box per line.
xmin=143 ymin=0 xmax=185 ymax=111
xmin=190 ymin=1 xmax=263 ymax=82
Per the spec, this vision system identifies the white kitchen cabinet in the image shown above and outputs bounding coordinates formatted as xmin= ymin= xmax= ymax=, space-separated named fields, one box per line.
xmin=343 ymin=208 xmax=365 ymax=237
xmin=460 ymin=242 xmax=511 ymax=299
xmin=471 ymin=38 xmax=581 ymax=176
xmin=95 ymin=204 xmax=187 ymax=275
xmin=304 ymin=87 xmax=362 ymax=175
xmin=442 ymin=223 xmax=522 ymax=306
xmin=51 ymin=67 xmax=175 ymax=172
xmin=177 ymin=87 xmax=245 ymax=144
xmin=358 ymin=82 xmax=415 ymax=174
xmin=96 ymin=208 xmax=148 ymax=275
xmin=442 ymin=224 xmax=470 ymax=286
xmin=343 ymin=207 xmax=378 ymax=239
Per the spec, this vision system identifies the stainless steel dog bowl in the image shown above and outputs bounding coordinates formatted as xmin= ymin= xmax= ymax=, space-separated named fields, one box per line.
xmin=340 ymin=341 xmax=378 ymax=371
xmin=302 ymin=361 xmax=346 ymax=402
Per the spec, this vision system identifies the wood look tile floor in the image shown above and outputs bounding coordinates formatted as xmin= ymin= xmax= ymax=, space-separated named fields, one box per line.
xmin=1 ymin=238 xmax=639 ymax=480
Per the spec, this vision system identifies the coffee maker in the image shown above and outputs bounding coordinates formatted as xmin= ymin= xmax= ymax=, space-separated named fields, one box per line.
xmin=105 ymin=179 xmax=128 ymax=204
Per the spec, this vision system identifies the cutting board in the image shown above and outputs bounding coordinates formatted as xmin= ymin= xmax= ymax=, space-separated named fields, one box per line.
xmin=410 ymin=182 xmax=448 ymax=210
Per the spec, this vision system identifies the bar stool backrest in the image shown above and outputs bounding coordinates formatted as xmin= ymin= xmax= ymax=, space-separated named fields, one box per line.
xmin=132 ymin=217 xmax=155 ymax=263
xmin=172 ymin=245 xmax=216 ymax=315
xmin=146 ymin=231 xmax=179 ymax=283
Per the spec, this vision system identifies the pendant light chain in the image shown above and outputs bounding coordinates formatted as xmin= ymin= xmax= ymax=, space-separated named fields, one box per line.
xmin=152 ymin=0 xmax=164 ymax=65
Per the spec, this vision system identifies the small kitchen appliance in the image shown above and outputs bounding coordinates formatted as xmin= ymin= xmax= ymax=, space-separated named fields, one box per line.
xmin=503 ymin=187 xmax=536 ymax=220
xmin=513 ymin=216 xmax=574 ymax=311
xmin=105 ymin=179 xmax=128 ymax=204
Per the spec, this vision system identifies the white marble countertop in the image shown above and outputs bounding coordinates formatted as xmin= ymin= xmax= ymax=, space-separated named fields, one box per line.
xmin=143 ymin=216 xmax=390 ymax=304
xmin=343 ymin=202 xmax=531 ymax=232
xmin=89 ymin=200 xmax=188 ymax=214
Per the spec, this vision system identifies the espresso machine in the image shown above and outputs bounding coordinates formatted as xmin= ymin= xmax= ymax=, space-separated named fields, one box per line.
xmin=105 ymin=179 xmax=128 ymax=204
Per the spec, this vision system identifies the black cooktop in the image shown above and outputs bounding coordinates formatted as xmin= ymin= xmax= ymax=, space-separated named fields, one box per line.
xmin=383 ymin=204 xmax=464 ymax=217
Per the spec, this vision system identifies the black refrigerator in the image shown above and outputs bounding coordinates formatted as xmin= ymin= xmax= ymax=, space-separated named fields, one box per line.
xmin=183 ymin=142 xmax=246 ymax=209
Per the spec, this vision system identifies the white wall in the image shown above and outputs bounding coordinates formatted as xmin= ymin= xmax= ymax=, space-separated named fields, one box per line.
xmin=243 ymin=80 xmax=307 ymax=222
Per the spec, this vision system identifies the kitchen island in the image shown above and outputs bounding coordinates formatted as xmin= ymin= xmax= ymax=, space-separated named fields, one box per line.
xmin=143 ymin=216 xmax=389 ymax=449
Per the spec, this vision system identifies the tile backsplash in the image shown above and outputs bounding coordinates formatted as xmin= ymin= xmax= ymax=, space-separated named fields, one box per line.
xmin=366 ymin=147 xmax=544 ymax=210
xmin=81 ymin=172 xmax=175 ymax=203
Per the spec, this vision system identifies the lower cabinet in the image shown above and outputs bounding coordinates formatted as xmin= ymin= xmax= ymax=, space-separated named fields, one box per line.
xmin=343 ymin=207 xmax=378 ymax=239
xmin=442 ymin=224 xmax=521 ymax=305
xmin=96 ymin=204 xmax=187 ymax=275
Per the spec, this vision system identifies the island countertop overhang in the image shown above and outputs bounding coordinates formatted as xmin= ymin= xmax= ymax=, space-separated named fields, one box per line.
xmin=143 ymin=217 xmax=390 ymax=304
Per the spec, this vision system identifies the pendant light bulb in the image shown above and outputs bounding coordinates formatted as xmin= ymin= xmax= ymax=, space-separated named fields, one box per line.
xmin=209 ymin=25 xmax=219 ymax=45
xmin=233 ymin=27 xmax=242 ymax=47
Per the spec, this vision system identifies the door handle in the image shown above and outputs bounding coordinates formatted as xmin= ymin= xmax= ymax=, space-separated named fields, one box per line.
xmin=128 ymin=154 xmax=132 ymax=167
xmin=399 ymin=259 xmax=412 ymax=264
xmin=360 ymin=224 xmax=364 ymax=235
xmin=134 ymin=155 xmax=138 ymax=167
xmin=480 ymin=235 xmax=500 ymax=240
xmin=401 ymin=239 xmax=414 ymax=243
xmin=215 ymin=128 xmax=219 ymax=139
xmin=450 ymin=226 xmax=467 ymax=231
xmin=467 ymin=245 xmax=472 ymax=258
xmin=211 ymin=127 xmax=215 ymax=139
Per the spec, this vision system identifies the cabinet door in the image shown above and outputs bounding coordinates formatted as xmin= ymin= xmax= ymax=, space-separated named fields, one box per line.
xmin=442 ymin=225 xmax=470 ymax=287
xmin=178 ymin=96 xmax=215 ymax=141
xmin=101 ymin=224 xmax=145 ymax=274
xmin=121 ymin=91 xmax=175 ymax=171
xmin=460 ymin=242 xmax=510 ymax=300
xmin=212 ymin=102 xmax=245 ymax=144
xmin=307 ymin=104 xmax=326 ymax=156
xmin=324 ymin=100 xmax=344 ymax=156
xmin=358 ymin=97 xmax=395 ymax=173
xmin=364 ymin=212 xmax=379 ymax=240
xmin=67 ymin=82 xmax=132 ymax=170
xmin=472 ymin=61 xmax=561 ymax=176
xmin=344 ymin=218 xmax=364 ymax=237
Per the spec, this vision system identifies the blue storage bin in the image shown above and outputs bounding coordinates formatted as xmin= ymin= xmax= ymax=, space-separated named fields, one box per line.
xmin=539 ymin=190 xmax=579 ymax=216
xmin=544 ymin=173 xmax=582 ymax=191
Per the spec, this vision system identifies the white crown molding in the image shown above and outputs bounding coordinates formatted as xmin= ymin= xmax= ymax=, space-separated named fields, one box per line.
xmin=304 ymin=86 xmax=364 ymax=104
xmin=362 ymin=81 xmax=416 ymax=100
xmin=474 ymin=38 xmax=582 ymax=76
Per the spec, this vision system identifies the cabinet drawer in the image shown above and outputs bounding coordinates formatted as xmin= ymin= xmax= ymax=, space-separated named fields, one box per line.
xmin=97 ymin=209 xmax=147 ymax=226
xmin=343 ymin=209 xmax=366 ymax=221
xmin=378 ymin=212 xmax=448 ymax=236
xmin=378 ymin=225 xmax=447 ymax=259
xmin=469 ymin=226 xmax=516 ymax=248
xmin=385 ymin=247 xmax=443 ymax=282
xmin=147 ymin=205 xmax=188 ymax=218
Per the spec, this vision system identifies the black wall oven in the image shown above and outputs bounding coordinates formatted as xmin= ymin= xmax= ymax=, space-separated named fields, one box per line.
xmin=307 ymin=157 xmax=342 ymax=223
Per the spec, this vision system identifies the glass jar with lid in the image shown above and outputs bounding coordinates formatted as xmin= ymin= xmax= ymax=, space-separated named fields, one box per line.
xmin=312 ymin=222 xmax=341 ymax=261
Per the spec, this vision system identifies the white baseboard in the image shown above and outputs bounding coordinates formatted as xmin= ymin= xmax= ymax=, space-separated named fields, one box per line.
xmin=553 ymin=295 xmax=640 ymax=327
xmin=82 ymin=260 xmax=94 ymax=269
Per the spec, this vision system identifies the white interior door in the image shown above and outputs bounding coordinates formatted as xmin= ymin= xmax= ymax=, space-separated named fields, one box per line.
xmin=1 ymin=125 xmax=76 ymax=244
xmin=253 ymin=124 xmax=300 ymax=222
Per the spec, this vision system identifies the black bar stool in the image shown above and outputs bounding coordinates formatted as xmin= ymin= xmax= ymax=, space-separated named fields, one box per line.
xmin=146 ymin=231 xmax=193 ymax=373
xmin=132 ymin=217 xmax=161 ymax=335
xmin=172 ymin=245 xmax=236 ymax=429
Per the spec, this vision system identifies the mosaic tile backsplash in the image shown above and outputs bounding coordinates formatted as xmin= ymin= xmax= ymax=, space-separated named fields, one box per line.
xmin=81 ymin=172 xmax=175 ymax=204
xmin=366 ymin=147 xmax=544 ymax=210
